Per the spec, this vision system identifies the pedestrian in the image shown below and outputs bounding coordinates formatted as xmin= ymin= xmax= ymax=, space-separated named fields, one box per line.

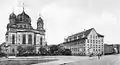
xmin=98 ymin=54 xmax=100 ymax=59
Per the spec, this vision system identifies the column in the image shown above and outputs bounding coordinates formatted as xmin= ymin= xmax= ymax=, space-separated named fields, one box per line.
xmin=26 ymin=33 xmax=28 ymax=44
xmin=32 ymin=33 xmax=34 ymax=45
xmin=20 ymin=33 xmax=22 ymax=44
xmin=8 ymin=33 xmax=12 ymax=44
xmin=15 ymin=33 xmax=17 ymax=44
xmin=34 ymin=34 xmax=36 ymax=45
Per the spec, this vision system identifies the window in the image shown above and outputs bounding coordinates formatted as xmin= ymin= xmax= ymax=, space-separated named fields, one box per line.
xmin=91 ymin=40 xmax=92 ymax=43
xmin=28 ymin=34 xmax=32 ymax=44
xmin=93 ymin=40 xmax=95 ymax=43
xmin=99 ymin=40 xmax=100 ymax=43
xmin=96 ymin=40 xmax=97 ymax=43
xmin=20 ymin=25 xmax=22 ymax=28
xmin=40 ymin=37 xmax=42 ymax=45
xmin=87 ymin=44 xmax=89 ymax=46
xmin=12 ymin=49 xmax=14 ymax=53
xmin=18 ymin=35 xmax=20 ymax=41
xmin=87 ymin=39 xmax=89 ymax=43
xmin=101 ymin=39 xmax=103 ymax=42
xmin=69 ymin=38 xmax=71 ymax=41
xmin=90 ymin=44 xmax=92 ymax=46
xmin=22 ymin=34 xmax=26 ymax=44
xmin=12 ymin=34 xmax=15 ymax=44
xmin=99 ymin=49 xmax=100 ymax=51
xmin=20 ymin=17 xmax=22 ymax=21
xmin=74 ymin=36 xmax=77 ymax=40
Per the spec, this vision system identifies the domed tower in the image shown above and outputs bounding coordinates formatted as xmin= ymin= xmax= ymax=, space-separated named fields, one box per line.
xmin=37 ymin=16 xmax=44 ymax=30
xmin=9 ymin=12 xmax=16 ymax=24
xmin=16 ymin=10 xmax=31 ymax=24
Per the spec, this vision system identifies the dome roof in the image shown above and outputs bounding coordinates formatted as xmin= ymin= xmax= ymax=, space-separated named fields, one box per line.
xmin=37 ymin=17 xmax=43 ymax=23
xmin=9 ymin=12 xmax=16 ymax=19
xmin=16 ymin=11 xmax=31 ymax=24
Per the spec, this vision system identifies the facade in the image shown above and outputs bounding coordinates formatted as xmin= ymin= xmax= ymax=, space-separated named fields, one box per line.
xmin=5 ymin=9 xmax=46 ymax=55
xmin=61 ymin=28 xmax=104 ymax=56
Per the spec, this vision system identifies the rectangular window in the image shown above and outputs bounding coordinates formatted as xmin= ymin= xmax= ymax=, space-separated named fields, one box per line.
xmin=12 ymin=34 xmax=15 ymax=44
xmin=87 ymin=44 xmax=89 ymax=46
xmin=28 ymin=34 xmax=32 ymax=44
xmin=40 ymin=37 xmax=42 ymax=45
xmin=93 ymin=40 xmax=95 ymax=43
xmin=96 ymin=40 xmax=97 ymax=43
xmin=74 ymin=36 xmax=77 ymax=40
xmin=69 ymin=38 xmax=71 ymax=41
xmin=87 ymin=39 xmax=89 ymax=43
xmin=91 ymin=40 xmax=92 ymax=43
xmin=90 ymin=35 xmax=92 ymax=38
xmin=22 ymin=34 xmax=26 ymax=44
xmin=101 ymin=39 xmax=103 ymax=42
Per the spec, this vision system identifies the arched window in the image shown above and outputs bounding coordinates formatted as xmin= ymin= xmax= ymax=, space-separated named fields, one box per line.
xmin=28 ymin=34 xmax=32 ymax=44
xmin=40 ymin=37 xmax=42 ymax=45
xmin=12 ymin=35 xmax=15 ymax=44
xmin=22 ymin=34 xmax=26 ymax=44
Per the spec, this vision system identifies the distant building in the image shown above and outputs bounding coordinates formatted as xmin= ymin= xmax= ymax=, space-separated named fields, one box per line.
xmin=104 ymin=44 xmax=114 ymax=55
xmin=60 ymin=28 xmax=104 ymax=56
xmin=5 ymin=8 xmax=47 ymax=55
xmin=104 ymin=44 xmax=120 ymax=55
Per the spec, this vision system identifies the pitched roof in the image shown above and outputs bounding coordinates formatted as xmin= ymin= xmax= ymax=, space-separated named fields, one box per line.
xmin=97 ymin=33 xmax=104 ymax=37
xmin=67 ymin=28 xmax=93 ymax=39
xmin=67 ymin=28 xmax=104 ymax=39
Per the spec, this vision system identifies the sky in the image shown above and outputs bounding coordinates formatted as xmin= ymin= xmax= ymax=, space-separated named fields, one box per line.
xmin=0 ymin=0 xmax=120 ymax=45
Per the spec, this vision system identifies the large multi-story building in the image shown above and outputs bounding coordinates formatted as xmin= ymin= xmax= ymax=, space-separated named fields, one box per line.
xmin=60 ymin=28 xmax=104 ymax=56
xmin=5 ymin=8 xmax=47 ymax=55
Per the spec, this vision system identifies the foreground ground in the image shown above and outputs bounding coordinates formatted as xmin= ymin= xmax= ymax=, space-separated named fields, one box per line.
xmin=33 ymin=54 xmax=120 ymax=65
xmin=0 ymin=54 xmax=119 ymax=65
